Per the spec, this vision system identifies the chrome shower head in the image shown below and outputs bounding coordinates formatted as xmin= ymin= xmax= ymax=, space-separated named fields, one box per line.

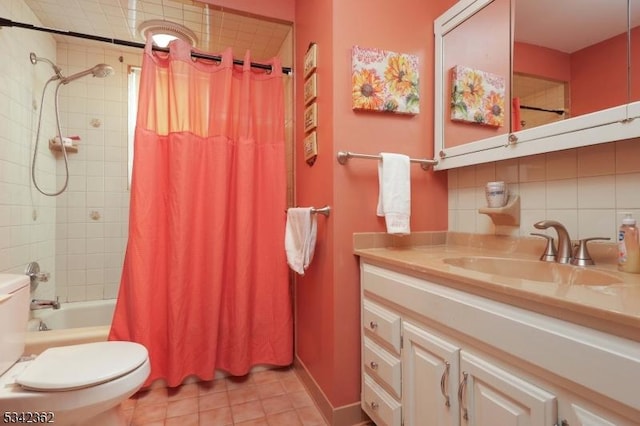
xmin=29 ymin=52 xmax=63 ymax=79
xmin=61 ymin=63 xmax=114 ymax=85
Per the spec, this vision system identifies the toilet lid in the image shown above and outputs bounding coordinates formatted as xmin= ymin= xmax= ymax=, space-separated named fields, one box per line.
xmin=16 ymin=341 xmax=148 ymax=391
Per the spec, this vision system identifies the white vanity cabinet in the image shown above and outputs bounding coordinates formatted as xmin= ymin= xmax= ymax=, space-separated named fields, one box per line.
xmin=401 ymin=320 xmax=460 ymax=426
xmin=458 ymin=351 xmax=556 ymax=425
xmin=360 ymin=261 xmax=640 ymax=426
xmin=362 ymin=299 xmax=403 ymax=426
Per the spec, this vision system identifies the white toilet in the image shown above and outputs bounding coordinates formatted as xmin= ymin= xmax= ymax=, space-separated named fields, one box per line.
xmin=0 ymin=274 xmax=150 ymax=425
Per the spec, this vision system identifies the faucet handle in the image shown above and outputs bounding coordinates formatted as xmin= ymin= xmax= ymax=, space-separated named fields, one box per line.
xmin=530 ymin=233 xmax=557 ymax=262
xmin=571 ymin=237 xmax=611 ymax=266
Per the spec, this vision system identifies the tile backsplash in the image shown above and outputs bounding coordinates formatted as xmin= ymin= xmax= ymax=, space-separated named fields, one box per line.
xmin=448 ymin=139 xmax=640 ymax=242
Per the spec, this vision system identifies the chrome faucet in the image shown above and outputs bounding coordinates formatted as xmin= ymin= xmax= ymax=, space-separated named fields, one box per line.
xmin=30 ymin=297 xmax=60 ymax=310
xmin=533 ymin=220 xmax=572 ymax=264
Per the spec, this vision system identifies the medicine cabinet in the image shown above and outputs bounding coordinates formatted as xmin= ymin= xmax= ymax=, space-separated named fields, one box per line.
xmin=434 ymin=0 xmax=640 ymax=170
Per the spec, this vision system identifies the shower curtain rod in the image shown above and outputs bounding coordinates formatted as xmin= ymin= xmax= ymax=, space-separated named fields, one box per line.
xmin=0 ymin=17 xmax=292 ymax=75
xmin=519 ymin=105 xmax=565 ymax=115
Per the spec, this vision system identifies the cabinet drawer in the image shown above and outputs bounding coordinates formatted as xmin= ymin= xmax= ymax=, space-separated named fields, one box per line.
xmin=363 ymin=374 xmax=402 ymax=426
xmin=363 ymin=298 xmax=401 ymax=353
xmin=363 ymin=336 xmax=402 ymax=398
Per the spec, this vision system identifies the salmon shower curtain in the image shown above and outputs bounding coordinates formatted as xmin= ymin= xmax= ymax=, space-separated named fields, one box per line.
xmin=109 ymin=40 xmax=292 ymax=386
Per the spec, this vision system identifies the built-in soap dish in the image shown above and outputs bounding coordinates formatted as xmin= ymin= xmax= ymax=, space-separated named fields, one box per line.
xmin=478 ymin=194 xmax=520 ymax=226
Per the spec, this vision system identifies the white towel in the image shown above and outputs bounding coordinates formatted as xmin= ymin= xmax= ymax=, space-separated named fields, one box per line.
xmin=377 ymin=153 xmax=411 ymax=235
xmin=285 ymin=207 xmax=317 ymax=275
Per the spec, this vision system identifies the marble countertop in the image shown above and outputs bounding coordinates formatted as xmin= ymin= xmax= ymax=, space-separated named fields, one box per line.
xmin=355 ymin=238 xmax=640 ymax=342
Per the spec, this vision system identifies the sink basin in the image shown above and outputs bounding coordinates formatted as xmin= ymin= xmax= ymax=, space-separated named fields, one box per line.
xmin=443 ymin=256 xmax=623 ymax=285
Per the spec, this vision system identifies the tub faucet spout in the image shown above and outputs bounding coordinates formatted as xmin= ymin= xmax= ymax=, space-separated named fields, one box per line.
xmin=30 ymin=297 xmax=60 ymax=310
xmin=533 ymin=220 xmax=572 ymax=264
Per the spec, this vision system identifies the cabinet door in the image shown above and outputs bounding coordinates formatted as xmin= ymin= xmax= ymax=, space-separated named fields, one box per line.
xmin=460 ymin=352 xmax=557 ymax=426
xmin=402 ymin=321 xmax=460 ymax=426
xmin=559 ymin=397 xmax=638 ymax=426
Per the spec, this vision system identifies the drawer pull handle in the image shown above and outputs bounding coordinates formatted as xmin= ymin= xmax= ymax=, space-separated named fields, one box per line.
xmin=458 ymin=371 xmax=468 ymax=421
xmin=369 ymin=321 xmax=378 ymax=329
xmin=370 ymin=401 xmax=379 ymax=410
xmin=440 ymin=361 xmax=450 ymax=407
xmin=370 ymin=361 xmax=378 ymax=370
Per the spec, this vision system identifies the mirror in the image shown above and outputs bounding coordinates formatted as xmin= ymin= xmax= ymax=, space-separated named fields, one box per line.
xmin=439 ymin=0 xmax=511 ymax=150
xmin=434 ymin=0 xmax=640 ymax=170
xmin=513 ymin=0 xmax=630 ymax=131
xmin=632 ymin=0 xmax=640 ymax=105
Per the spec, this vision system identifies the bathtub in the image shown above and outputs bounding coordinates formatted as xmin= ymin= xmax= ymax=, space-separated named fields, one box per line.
xmin=24 ymin=299 xmax=116 ymax=355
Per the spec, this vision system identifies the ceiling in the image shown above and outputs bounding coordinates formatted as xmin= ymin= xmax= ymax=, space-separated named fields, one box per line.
xmin=515 ymin=0 xmax=638 ymax=53
xmin=22 ymin=0 xmax=292 ymax=64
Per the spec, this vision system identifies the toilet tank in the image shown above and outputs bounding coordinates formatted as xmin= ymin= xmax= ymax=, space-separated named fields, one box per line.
xmin=0 ymin=275 xmax=30 ymax=376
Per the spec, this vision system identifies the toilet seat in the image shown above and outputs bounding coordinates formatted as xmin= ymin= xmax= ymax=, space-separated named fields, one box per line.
xmin=16 ymin=341 xmax=148 ymax=391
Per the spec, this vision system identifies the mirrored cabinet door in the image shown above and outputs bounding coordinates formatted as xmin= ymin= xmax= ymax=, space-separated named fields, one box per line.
xmin=434 ymin=0 xmax=640 ymax=170
xmin=629 ymin=0 xmax=640 ymax=117
xmin=513 ymin=0 xmax=629 ymax=131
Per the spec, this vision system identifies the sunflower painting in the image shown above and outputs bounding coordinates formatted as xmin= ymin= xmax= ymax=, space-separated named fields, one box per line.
xmin=450 ymin=65 xmax=505 ymax=127
xmin=351 ymin=46 xmax=420 ymax=114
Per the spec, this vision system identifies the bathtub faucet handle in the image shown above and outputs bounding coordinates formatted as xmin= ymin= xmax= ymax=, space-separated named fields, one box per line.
xmin=25 ymin=261 xmax=50 ymax=284
xmin=34 ymin=272 xmax=50 ymax=282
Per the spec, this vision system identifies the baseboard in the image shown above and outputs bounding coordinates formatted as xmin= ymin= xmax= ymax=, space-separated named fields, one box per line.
xmin=293 ymin=356 xmax=371 ymax=426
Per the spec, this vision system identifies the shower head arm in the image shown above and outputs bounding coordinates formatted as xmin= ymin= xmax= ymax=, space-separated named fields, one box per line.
xmin=30 ymin=52 xmax=63 ymax=79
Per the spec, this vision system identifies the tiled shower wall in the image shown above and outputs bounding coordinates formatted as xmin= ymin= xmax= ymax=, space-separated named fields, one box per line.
xmin=448 ymin=139 xmax=640 ymax=242
xmin=0 ymin=0 xmax=57 ymax=300
xmin=54 ymin=43 xmax=141 ymax=302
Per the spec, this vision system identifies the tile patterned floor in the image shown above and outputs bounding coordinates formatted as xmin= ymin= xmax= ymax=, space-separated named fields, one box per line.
xmin=119 ymin=367 xmax=328 ymax=426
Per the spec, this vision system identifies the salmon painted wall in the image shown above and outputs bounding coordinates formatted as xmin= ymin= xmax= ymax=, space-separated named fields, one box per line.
xmin=294 ymin=0 xmax=336 ymax=407
xmin=201 ymin=0 xmax=294 ymax=22
xmin=571 ymin=31 xmax=627 ymax=117
xmin=513 ymin=42 xmax=570 ymax=82
xmin=295 ymin=0 xmax=451 ymax=409
xmin=514 ymin=32 xmax=628 ymax=119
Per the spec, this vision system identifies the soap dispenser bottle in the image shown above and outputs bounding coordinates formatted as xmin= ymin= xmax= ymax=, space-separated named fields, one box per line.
xmin=618 ymin=212 xmax=640 ymax=273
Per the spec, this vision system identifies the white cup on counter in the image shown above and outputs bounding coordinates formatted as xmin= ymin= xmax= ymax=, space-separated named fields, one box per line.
xmin=485 ymin=181 xmax=508 ymax=208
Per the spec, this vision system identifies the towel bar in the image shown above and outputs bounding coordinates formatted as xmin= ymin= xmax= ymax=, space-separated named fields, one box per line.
xmin=336 ymin=151 xmax=437 ymax=170
xmin=310 ymin=206 xmax=331 ymax=217
xmin=285 ymin=206 xmax=331 ymax=217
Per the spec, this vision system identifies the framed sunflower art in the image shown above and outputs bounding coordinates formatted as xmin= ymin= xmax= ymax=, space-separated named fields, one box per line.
xmin=351 ymin=46 xmax=420 ymax=114
xmin=450 ymin=65 xmax=505 ymax=127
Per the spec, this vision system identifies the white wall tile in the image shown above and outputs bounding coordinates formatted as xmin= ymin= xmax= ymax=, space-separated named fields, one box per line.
xmin=86 ymin=284 xmax=104 ymax=300
xmin=519 ymin=154 xmax=546 ymax=182
xmin=457 ymin=167 xmax=476 ymax=188
xmin=456 ymin=210 xmax=477 ymax=233
xmin=457 ymin=187 xmax=476 ymax=210
xmin=577 ymin=175 xmax=616 ymax=209
xmin=519 ymin=181 xmax=546 ymax=210
xmin=521 ymin=209 xmax=547 ymax=235
xmin=616 ymin=173 xmax=640 ymax=209
xmin=475 ymin=162 xmax=496 ymax=185
xmin=577 ymin=209 xmax=616 ymax=240
xmin=448 ymin=187 xmax=458 ymax=211
xmin=545 ymin=209 xmax=579 ymax=237
xmin=546 ymin=179 xmax=577 ymax=209
xmin=577 ymin=144 xmax=615 ymax=177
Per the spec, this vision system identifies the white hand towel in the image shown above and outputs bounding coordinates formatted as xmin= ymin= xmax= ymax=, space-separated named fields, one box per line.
xmin=285 ymin=207 xmax=318 ymax=275
xmin=377 ymin=153 xmax=411 ymax=235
